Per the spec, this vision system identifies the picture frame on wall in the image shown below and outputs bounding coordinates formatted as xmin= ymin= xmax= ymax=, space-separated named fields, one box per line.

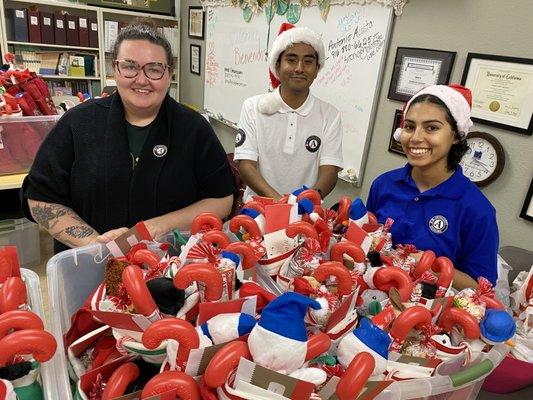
xmin=190 ymin=44 xmax=201 ymax=75
xmin=388 ymin=109 xmax=405 ymax=156
xmin=520 ymin=178 xmax=533 ymax=222
xmin=461 ymin=53 xmax=533 ymax=135
xmin=188 ymin=6 xmax=205 ymax=39
xmin=388 ymin=47 xmax=456 ymax=102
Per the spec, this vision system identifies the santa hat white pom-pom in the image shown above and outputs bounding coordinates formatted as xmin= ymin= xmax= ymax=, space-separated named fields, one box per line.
xmin=257 ymin=91 xmax=283 ymax=115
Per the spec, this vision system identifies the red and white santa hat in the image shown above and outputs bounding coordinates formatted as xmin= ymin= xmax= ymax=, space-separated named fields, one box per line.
xmin=393 ymin=84 xmax=473 ymax=141
xmin=267 ymin=23 xmax=325 ymax=89
xmin=259 ymin=24 xmax=325 ymax=115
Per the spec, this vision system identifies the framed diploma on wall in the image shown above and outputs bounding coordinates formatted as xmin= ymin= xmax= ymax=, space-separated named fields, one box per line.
xmin=462 ymin=53 xmax=533 ymax=135
xmin=388 ymin=47 xmax=456 ymax=102
xmin=520 ymin=178 xmax=533 ymax=222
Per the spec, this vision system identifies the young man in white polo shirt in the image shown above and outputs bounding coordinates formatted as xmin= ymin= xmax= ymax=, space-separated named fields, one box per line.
xmin=234 ymin=24 xmax=343 ymax=202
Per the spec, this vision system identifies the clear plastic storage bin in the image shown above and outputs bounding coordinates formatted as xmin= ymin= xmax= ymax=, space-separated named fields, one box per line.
xmin=21 ymin=267 xmax=55 ymax=400
xmin=0 ymin=115 xmax=60 ymax=176
xmin=0 ymin=218 xmax=40 ymax=267
xmin=46 ymin=241 xmax=510 ymax=400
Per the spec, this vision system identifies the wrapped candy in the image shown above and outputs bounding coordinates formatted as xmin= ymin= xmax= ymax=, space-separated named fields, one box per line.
xmin=402 ymin=325 xmax=441 ymax=359
xmin=454 ymin=277 xmax=500 ymax=322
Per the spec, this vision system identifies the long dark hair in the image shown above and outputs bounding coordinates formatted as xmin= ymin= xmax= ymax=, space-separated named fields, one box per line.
xmin=112 ymin=18 xmax=174 ymax=68
xmin=408 ymin=94 xmax=469 ymax=171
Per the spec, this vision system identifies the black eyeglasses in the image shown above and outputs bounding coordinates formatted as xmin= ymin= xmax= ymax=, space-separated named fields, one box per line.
xmin=114 ymin=59 xmax=171 ymax=80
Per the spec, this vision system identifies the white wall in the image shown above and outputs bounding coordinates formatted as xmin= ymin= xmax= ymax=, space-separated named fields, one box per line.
xmin=179 ymin=0 xmax=533 ymax=251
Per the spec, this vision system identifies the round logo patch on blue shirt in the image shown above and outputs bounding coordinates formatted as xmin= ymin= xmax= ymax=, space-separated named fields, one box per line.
xmin=429 ymin=215 xmax=448 ymax=234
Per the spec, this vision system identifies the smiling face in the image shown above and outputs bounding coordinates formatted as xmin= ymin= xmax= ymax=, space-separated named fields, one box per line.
xmin=275 ymin=43 xmax=319 ymax=95
xmin=114 ymin=39 xmax=171 ymax=120
xmin=400 ymin=101 xmax=458 ymax=175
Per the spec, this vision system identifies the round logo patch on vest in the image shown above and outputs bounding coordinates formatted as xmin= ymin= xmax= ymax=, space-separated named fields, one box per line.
xmin=305 ymin=135 xmax=321 ymax=153
xmin=235 ymin=129 xmax=246 ymax=147
xmin=153 ymin=145 xmax=168 ymax=157
xmin=429 ymin=215 xmax=448 ymax=234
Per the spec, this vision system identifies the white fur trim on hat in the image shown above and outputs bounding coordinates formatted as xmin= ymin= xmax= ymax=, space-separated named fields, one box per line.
xmin=393 ymin=85 xmax=473 ymax=141
xmin=267 ymin=27 xmax=325 ymax=81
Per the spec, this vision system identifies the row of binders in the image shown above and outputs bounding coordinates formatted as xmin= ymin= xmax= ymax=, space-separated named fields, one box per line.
xmin=15 ymin=51 xmax=99 ymax=78
xmin=6 ymin=8 xmax=99 ymax=48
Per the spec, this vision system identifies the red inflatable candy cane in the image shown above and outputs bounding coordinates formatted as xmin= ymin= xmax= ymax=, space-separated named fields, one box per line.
xmin=373 ymin=267 xmax=414 ymax=303
xmin=204 ymin=341 xmax=252 ymax=388
xmin=242 ymin=201 xmax=265 ymax=215
xmin=431 ymin=256 xmax=455 ymax=297
xmin=0 ymin=329 xmax=56 ymax=366
xmin=0 ymin=310 xmax=44 ymax=339
xmin=122 ymin=265 xmax=160 ymax=322
xmin=0 ymin=276 xmax=27 ymax=313
xmin=313 ymin=261 xmax=353 ymax=297
xmin=330 ymin=241 xmax=366 ymax=264
xmin=173 ymin=263 xmax=223 ymax=302
xmin=191 ymin=213 xmax=223 ymax=235
xmin=285 ymin=221 xmax=319 ymax=241
xmin=102 ymin=362 xmax=140 ymax=400
xmin=202 ymin=230 xmax=231 ymax=249
xmin=412 ymin=250 xmax=437 ymax=279
xmin=224 ymin=242 xmax=257 ymax=269
xmin=296 ymin=189 xmax=322 ymax=206
xmin=335 ymin=196 xmax=352 ymax=226
xmin=142 ymin=318 xmax=200 ymax=363
xmin=390 ymin=305 xmax=432 ymax=352
xmin=141 ymin=370 xmax=200 ymax=399
xmin=305 ymin=331 xmax=331 ymax=361
xmin=437 ymin=307 xmax=481 ymax=340
xmin=336 ymin=352 xmax=375 ymax=400
xmin=229 ymin=215 xmax=262 ymax=240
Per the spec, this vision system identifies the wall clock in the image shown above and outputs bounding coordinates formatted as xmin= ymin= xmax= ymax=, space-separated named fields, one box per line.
xmin=459 ymin=131 xmax=505 ymax=187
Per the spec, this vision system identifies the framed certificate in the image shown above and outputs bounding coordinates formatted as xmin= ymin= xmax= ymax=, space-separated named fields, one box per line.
xmin=188 ymin=6 xmax=205 ymax=39
xmin=462 ymin=53 xmax=533 ymax=135
xmin=520 ymin=178 xmax=533 ymax=222
xmin=388 ymin=47 xmax=456 ymax=102
xmin=388 ymin=109 xmax=406 ymax=156
xmin=190 ymin=44 xmax=201 ymax=75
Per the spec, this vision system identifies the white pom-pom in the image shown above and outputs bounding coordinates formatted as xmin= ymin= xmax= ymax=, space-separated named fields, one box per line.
xmin=257 ymin=92 xmax=282 ymax=115
xmin=309 ymin=212 xmax=320 ymax=223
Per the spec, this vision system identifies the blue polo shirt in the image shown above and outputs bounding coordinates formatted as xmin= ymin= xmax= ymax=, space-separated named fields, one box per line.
xmin=367 ymin=164 xmax=498 ymax=285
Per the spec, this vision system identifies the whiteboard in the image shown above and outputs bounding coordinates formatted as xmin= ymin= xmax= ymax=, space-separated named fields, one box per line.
xmin=204 ymin=4 xmax=393 ymax=185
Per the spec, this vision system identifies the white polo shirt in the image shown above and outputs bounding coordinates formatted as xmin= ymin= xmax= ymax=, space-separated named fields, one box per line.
xmin=234 ymin=88 xmax=343 ymax=201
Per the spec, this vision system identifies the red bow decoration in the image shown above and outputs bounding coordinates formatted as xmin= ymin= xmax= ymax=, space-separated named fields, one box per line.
xmin=473 ymin=277 xmax=494 ymax=303
xmin=383 ymin=218 xmax=394 ymax=233
xmin=293 ymin=277 xmax=339 ymax=310
xmin=322 ymin=364 xmax=344 ymax=378
xmin=108 ymin=284 xmax=132 ymax=311
xmin=397 ymin=244 xmax=418 ymax=259
xmin=420 ymin=325 xmax=443 ymax=352
xmin=314 ymin=219 xmax=332 ymax=252
xmin=413 ymin=270 xmax=438 ymax=286
xmin=188 ymin=242 xmax=221 ymax=263
xmin=299 ymin=237 xmax=322 ymax=263
xmin=89 ymin=373 xmax=104 ymax=400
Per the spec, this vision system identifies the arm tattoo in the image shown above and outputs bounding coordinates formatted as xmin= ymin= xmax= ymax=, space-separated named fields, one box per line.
xmin=30 ymin=203 xmax=84 ymax=230
xmin=65 ymin=225 xmax=95 ymax=239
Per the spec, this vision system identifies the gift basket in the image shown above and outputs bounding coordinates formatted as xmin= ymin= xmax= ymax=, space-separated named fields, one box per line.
xmin=0 ymin=246 xmax=57 ymax=400
xmin=481 ymin=256 xmax=533 ymax=394
xmin=45 ymin=191 xmax=514 ymax=400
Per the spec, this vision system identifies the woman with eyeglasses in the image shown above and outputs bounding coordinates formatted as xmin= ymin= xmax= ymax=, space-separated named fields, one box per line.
xmin=21 ymin=21 xmax=235 ymax=253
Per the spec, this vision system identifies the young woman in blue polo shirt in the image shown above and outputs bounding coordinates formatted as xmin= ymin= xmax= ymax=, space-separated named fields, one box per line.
xmin=367 ymin=84 xmax=498 ymax=290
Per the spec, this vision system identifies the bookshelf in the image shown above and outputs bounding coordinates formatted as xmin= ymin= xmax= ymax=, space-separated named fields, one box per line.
xmin=0 ymin=0 xmax=180 ymax=101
